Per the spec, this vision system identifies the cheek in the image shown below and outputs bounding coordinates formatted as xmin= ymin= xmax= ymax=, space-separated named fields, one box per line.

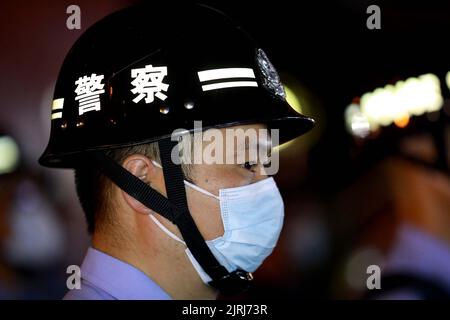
xmin=185 ymin=187 xmax=224 ymax=241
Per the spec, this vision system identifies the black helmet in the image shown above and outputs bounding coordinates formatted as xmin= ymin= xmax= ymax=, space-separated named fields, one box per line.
xmin=39 ymin=3 xmax=314 ymax=295
xmin=39 ymin=4 xmax=313 ymax=167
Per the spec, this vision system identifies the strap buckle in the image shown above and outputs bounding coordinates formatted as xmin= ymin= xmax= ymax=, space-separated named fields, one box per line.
xmin=208 ymin=269 xmax=253 ymax=296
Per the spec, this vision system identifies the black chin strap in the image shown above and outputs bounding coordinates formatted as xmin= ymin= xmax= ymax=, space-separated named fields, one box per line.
xmin=92 ymin=137 xmax=252 ymax=295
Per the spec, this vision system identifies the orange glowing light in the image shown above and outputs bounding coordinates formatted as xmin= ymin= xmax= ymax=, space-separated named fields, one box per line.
xmin=394 ymin=115 xmax=410 ymax=128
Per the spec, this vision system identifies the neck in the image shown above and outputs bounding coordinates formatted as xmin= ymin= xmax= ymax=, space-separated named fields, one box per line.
xmin=92 ymin=214 xmax=218 ymax=299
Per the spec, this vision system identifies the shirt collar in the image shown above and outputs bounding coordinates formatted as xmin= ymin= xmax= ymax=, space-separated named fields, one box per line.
xmin=80 ymin=247 xmax=171 ymax=300
xmin=384 ymin=223 xmax=450 ymax=287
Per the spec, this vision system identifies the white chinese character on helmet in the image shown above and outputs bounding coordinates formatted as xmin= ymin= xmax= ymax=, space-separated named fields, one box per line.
xmin=130 ymin=64 xmax=169 ymax=104
xmin=74 ymin=73 xmax=105 ymax=115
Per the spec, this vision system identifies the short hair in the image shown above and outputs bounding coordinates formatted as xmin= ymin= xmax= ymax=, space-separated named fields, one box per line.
xmin=74 ymin=141 xmax=193 ymax=234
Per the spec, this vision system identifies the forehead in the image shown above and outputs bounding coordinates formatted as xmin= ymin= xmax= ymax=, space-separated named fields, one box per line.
xmin=185 ymin=123 xmax=272 ymax=166
xmin=216 ymin=123 xmax=270 ymax=147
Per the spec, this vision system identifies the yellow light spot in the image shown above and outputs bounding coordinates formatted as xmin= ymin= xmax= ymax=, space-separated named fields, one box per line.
xmin=394 ymin=115 xmax=410 ymax=128
xmin=275 ymin=140 xmax=295 ymax=151
xmin=360 ymin=73 xmax=443 ymax=128
xmin=446 ymin=71 xmax=450 ymax=90
xmin=0 ymin=136 xmax=19 ymax=175
xmin=284 ymin=85 xmax=303 ymax=114
xmin=52 ymin=98 xmax=64 ymax=110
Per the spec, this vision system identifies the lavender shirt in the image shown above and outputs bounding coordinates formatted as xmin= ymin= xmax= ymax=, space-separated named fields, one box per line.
xmin=64 ymin=247 xmax=171 ymax=300
xmin=380 ymin=224 xmax=450 ymax=299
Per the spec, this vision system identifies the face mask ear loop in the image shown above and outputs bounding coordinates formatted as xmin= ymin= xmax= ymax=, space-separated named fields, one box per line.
xmin=151 ymin=160 xmax=163 ymax=169
xmin=183 ymin=180 xmax=220 ymax=200
xmin=153 ymin=160 xmax=220 ymax=200
xmin=149 ymin=214 xmax=186 ymax=246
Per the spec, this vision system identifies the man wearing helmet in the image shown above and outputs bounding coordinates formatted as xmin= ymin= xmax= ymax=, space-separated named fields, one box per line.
xmin=39 ymin=4 xmax=314 ymax=299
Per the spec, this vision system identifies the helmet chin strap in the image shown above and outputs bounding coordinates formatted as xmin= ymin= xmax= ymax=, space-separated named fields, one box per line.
xmin=91 ymin=137 xmax=253 ymax=296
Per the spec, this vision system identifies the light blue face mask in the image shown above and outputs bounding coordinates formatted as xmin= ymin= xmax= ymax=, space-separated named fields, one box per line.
xmin=149 ymin=161 xmax=284 ymax=284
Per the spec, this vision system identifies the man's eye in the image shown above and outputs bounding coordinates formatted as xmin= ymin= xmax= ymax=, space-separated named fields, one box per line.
xmin=241 ymin=161 xmax=257 ymax=171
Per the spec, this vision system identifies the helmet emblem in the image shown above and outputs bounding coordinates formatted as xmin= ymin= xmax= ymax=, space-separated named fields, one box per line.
xmin=256 ymin=48 xmax=286 ymax=100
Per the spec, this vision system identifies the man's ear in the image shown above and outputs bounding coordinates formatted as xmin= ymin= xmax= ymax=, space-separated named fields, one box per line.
xmin=120 ymin=154 xmax=162 ymax=215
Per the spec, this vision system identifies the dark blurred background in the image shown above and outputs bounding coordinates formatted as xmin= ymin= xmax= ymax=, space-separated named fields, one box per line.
xmin=0 ymin=0 xmax=449 ymax=299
